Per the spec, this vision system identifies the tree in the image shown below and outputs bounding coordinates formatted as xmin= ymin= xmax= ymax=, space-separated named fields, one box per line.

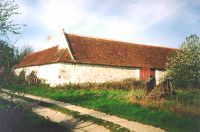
xmin=0 ymin=40 xmax=15 ymax=66
xmin=0 ymin=0 xmax=27 ymax=87
xmin=0 ymin=40 xmax=16 ymax=84
xmin=0 ymin=41 xmax=34 ymax=86
xmin=0 ymin=0 xmax=23 ymax=40
xmin=166 ymin=34 xmax=200 ymax=88
xmin=15 ymin=45 xmax=33 ymax=62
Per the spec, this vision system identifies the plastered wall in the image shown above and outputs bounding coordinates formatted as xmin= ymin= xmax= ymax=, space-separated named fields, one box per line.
xmin=14 ymin=63 xmax=165 ymax=86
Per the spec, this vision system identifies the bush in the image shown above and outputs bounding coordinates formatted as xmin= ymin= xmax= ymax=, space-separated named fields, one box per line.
xmin=1 ymin=70 xmax=17 ymax=86
xmin=16 ymin=70 xmax=26 ymax=85
xmin=26 ymin=71 xmax=41 ymax=85
xmin=166 ymin=34 xmax=200 ymax=89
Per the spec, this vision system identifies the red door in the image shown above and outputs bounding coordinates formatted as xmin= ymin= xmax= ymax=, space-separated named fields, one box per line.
xmin=140 ymin=67 xmax=150 ymax=80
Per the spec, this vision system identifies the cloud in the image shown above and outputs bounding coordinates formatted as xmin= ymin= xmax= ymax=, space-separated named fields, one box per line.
xmin=15 ymin=0 xmax=200 ymax=51
xmin=126 ymin=0 xmax=187 ymax=31
xmin=38 ymin=0 xmax=89 ymax=32
xmin=37 ymin=0 xmax=187 ymax=37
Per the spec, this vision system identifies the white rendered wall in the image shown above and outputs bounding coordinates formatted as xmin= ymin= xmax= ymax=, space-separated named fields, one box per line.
xmin=14 ymin=63 xmax=140 ymax=86
xmin=59 ymin=63 xmax=140 ymax=84
xmin=15 ymin=63 xmax=165 ymax=86
xmin=155 ymin=69 xmax=165 ymax=85
xmin=14 ymin=64 xmax=60 ymax=86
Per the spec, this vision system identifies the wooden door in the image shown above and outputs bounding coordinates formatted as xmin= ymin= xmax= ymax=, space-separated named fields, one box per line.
xmin=140 ymin=67 xmax=150 ymax=80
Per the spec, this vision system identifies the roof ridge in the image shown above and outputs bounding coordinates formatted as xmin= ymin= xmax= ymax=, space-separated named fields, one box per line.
xmin=57 ymin=49 xmax=74 ymax=63
xmin=56 ymin=50 xmax=65 ymax=62
xmin=66 ymin=33 xmax=177 ymax=50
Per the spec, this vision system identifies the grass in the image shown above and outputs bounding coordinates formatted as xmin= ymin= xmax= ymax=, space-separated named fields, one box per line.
xmin=55 ymin=78 xmax=146 ymax=90
xmin=3 ymin=83 xmax=200 ymax=132
xmin=0 ymin=97 xmax=68 ymax=132
xmin=128 ymin=88 xmax=200 ymax=119
xmin=163 ymin=88 xmax=200 ymax=118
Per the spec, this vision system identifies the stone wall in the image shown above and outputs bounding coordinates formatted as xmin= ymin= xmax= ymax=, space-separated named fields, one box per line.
xmin=14 ymin=63 xmax=164 ymax=86
xmin=155 ymin=69 xmax=165 ymax=84
xmin=59 ymin=63 xmax=140 ymax=84
xmin=14 ymin=64 xmax=60 ymax=86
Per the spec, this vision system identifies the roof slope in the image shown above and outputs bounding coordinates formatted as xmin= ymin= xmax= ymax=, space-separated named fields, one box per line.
xmin=14 ymin=46 xmax=73 ymax=68
xmin=15 ymin=33 xmax=176 ymax=69
xmin=66 ymin=34 xmax=176 ymax=68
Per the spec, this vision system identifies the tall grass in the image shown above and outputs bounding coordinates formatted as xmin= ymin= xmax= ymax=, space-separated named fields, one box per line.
xmin=54 ymin=78 xmax=145 ymax=90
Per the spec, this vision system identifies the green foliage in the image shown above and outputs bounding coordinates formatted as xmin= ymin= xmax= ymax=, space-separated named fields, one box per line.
xmin=1 ymin=70 xmax=15 ymax=83
xmin=127 ymin=89 xmax=146 ymax=101
xmin=0 ymin=0 xmax=31 ymax=85
xmin=1 ymin=69 xmax=25 ymax=87
xmin=166 ymin=34 xmax=200 ymax=88
xmin=16 ymin=70 xmax=25 ymax=84
xmin=0 ymin=41 xmax=33 ymax=68
xmin=0 ymin=40 xmax=16 ymax=84
xmin=0 ymin=40 xmax=16 ymax=66
xmin=15 ymin=45 xmax=33 ymax=62
xmin=0 ymin=40 xmax=33 ymax=86
xmin=0 ymin=0 xmax=23 ymax=40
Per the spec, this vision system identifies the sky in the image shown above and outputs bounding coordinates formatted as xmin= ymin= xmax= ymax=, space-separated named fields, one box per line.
xmin=11 ymin=0 xmax=200 ymax=51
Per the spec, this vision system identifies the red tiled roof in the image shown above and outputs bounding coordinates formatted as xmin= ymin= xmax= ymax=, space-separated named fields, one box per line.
xmin=14 ymin=46 xmax=73 ymax=68
xmin=14 ymin=33 xmax=176 ymax=69
xmin=66 ymin=34 xmax=176 ymax=68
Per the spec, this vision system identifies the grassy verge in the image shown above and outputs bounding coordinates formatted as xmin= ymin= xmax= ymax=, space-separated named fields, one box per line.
xmin=3 ymin=83 xmax=200 ymax=132
xmin=0 ymin=97 xmax=68 ymax=132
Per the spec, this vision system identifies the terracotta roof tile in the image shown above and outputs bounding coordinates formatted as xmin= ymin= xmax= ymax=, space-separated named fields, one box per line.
xmin=14 ymin=46 xmax=73 ymax=68
xmin=67 ymin=34 xmax=176 ymax=68
xmin=15 ymin=33 xmax=176 ymax=69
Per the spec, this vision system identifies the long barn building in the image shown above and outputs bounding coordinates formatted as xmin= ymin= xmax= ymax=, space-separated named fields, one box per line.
xmin=14 ymin=30 xmax=175 ymax=86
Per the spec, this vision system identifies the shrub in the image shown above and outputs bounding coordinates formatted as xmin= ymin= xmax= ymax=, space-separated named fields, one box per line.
xmin=166 ymin=34 xmax=200 ymax=89
xmin=26 ymin=71 xmax=41 ymax=85
xmin=15 ymin=70 xmax=26 ymax=85
xmin=1 ymin=70 xmax=18 ymax=86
